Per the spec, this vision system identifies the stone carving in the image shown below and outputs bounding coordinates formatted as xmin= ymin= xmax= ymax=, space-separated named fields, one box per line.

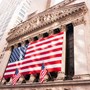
xmin=6 ymin=2 xmax=88 ymax=48
xmin=73 ymin=17 xmax=86 ymax=26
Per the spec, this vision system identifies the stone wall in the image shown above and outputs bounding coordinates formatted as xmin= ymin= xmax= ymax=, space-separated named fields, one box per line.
xmin=0 ymin=80 xmax=90 ymax=90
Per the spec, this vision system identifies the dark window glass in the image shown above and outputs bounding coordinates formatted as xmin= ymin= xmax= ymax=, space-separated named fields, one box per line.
xmin=11 ymin=46 xmax=14 ymax=51
xmin=65 ymin=23 xmax=74 ymax=80
xmin=47 ymin=72 xmax=58 ymax=81
xmin=24 ymin=74 xmax=30 ymax=81
xmin=43 ymin=32 xmax=49 ymax=37
xmin=53 ymin=28 xmax=60 ymax=34
xmin=33 ymin=74 xmax=39 ymax=82
xmin=18 ymin=43 xmax=21 ymax=47
xmin=25 ymin=40 xmax=29 ymax=45
xmin=33 ymin=36 xmax=38 ymax=41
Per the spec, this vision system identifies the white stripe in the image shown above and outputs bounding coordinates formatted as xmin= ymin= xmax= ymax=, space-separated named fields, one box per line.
xmin=5 ymin=32 xmax=64 ymax=76
xmin=8 ymin=35 xmax=64 ymax=66
xmin=5 ymin=64 xmax=61 ymax=75
xmin=6 ymin=57 xmax=62 ymax=70
xmin=25 ymin=51 xmax=62 ymax=60
xmin=41 ymin=70 xmax=47 ymax=78
xmin=28 ymin=34 xmax=64 ymax=48
xmin=25 ymin=45 xmax=63 ymax=57
xmin=26 ymin=41 xmax=63 ymax=56
xmin=5 ymin=71 xmax=15 ymax=75
xmin=21 ymin=64 xmax=61 ymax=72
xmin=8 ymin=47 xmax=62 ymax=66
xmin=26 ymin=39 xmax=63 ymax=53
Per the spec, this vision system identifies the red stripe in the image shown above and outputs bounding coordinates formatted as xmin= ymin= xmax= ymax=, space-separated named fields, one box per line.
xmin=5 ymin=69 xmax=16 ymax=73
xmin=12 ymin=73 xmax=21 ymax=85
xmin=27 ymin=37 xmax=63 ymax=50
xmin=4 ymin=68 xmax=61 ymax=78
xmin=5 ymin=60 xmax=62 ymax=74
xmin=27 ymin=32 xmax=64 ymax=46
xmin=26 ymin=43 xmax=63 ymax=54
xmin=47 ymin=67 xmax=61 ymax=72
xmin=20 ymin=60 xmax=61 ymax=70
xmin=35 ymin=38 xmax=63 ymax=47
xmin=22 ymin=54 xmax=62 ymax=61
xmin=6 ymin=53 xmax=62 ymax=68
xmin=4 ymin=32 xmax=64 ymax=77
xmin=40 ymin=69 xmax=47 ymax=83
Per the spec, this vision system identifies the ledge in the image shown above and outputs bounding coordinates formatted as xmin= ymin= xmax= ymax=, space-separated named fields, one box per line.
xmin=6 ymin=2 xmax=87 ymax=44
xmin=0 ymin=79 xmax=90 ymax=89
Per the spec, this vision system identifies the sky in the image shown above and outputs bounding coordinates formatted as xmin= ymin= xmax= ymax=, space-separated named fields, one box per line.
xmin=54 ymin=0 xmax=64 ymax=4
xmin=0 ymin=0 xmax=2 ymax=3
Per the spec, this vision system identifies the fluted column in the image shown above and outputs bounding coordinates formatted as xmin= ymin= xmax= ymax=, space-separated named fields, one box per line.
xmin=56 ymin=26 xmax=66 ymax=80
xmin=0 ymin=48 xmax=11 ymax=82
xmin=74 ymin=23 xmax=89 ymax=79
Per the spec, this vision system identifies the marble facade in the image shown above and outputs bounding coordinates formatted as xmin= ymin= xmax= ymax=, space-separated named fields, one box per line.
xmin=1 ymin=0 xmax=90 ymax=90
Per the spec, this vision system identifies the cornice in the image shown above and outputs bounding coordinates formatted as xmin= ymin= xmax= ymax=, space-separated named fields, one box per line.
xmin=6 ymin=2 xmax=88 ymax=45
xmin=0 ymin=80 xmax=90 ymax=89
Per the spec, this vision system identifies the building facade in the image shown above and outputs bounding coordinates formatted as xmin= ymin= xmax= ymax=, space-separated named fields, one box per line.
xmin=0 ymin=0 xmax=48 ymax=74
xmin=1 ymin=0 xmax=90 ymax=90
xmin=0 ymin=0 xmax=31 ymax=61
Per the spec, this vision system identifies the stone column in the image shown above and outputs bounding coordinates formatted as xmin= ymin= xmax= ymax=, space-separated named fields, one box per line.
xmin=56 ymin=26 xmax=66 ymax=80
xmin=74 ymin=24 xmax=89 ymax=80
xmin=17 ymin=76 xmax=25 ymax=85
xmin=0 ymin=48 xmax=11 ymax=82
xmin=27 ymin=74 xmax=35 ymax=84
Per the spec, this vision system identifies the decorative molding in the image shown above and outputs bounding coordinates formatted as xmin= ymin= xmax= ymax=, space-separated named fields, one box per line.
xmin=6 ymin=2 xmax=88 ymax=48
xmin=73 ymin=17 xmax=86 ymax=26
xmin=1 ymin=79 xmax=90 ymax=89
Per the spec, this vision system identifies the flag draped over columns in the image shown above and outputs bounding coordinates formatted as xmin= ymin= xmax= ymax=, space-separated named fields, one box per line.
xmin=4 ymin=32 xmax=64 ymax=79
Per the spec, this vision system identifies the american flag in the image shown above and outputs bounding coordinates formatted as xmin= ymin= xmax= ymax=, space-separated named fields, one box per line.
xmin=4 ymin=32 xmax=64 ymax=78
xmin=40 ymin=63 xmax=47 ymax=83
xmin=23 ymin=32 xmax=64 ymax=74
xmin=4 ymin=46 xmax=27 ymax=78
xmin=12 ymin=69 xmax=21 ymax=85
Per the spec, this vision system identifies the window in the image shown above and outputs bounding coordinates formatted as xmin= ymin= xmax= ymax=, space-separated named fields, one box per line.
xmin=53 ymin=28 xmax=60 ymax=34
xmin=25 ymin=40 xmax=29 ymax=45
xmin=65 ymin=23 xmax=74 ymax=80
xmin=11 ymin=46 xmax=14 ymax=51
xmin=18 ymin=43 xmax=21 ymax=47
xmin=20 ymin=9 xmax=26 ymax=14
xmin=43 ymin=32 xmax=49 ymax=38
xmin=19 ymin=12 xmax=25 ymax=18
xmin=33 ymin=36 xmax=38 ymax=41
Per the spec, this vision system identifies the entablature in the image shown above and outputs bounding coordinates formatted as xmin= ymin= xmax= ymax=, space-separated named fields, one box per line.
xmin=6 ymin=2 xmax=88 ymax=48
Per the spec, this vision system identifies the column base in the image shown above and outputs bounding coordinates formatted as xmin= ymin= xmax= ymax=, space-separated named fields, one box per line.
xmin=1 ymin=78 xmax=6 ymax=85
xmin=64 ymin=75 xmax=73 ymax=80
xmin=17 ymin=76 xmax=24 ymax=84
xmin=56 ymin=72 xmax=65 ymax=81
xmin=26 ymin=74 xmax=35 ymax=84
xmin=73 ymin=74 xmax=90 ymax=80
